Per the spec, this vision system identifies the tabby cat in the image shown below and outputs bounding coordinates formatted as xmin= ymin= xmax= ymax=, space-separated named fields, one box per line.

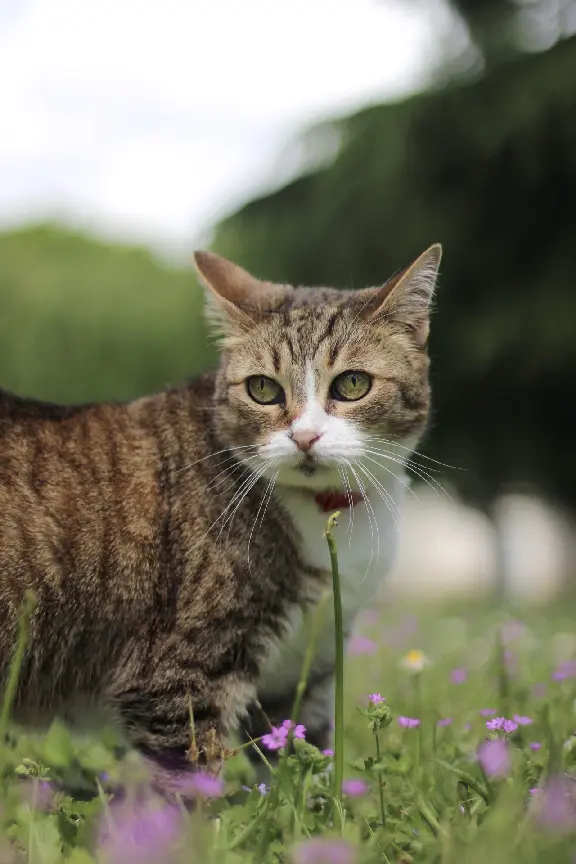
xmin=0 ymin=243 xmax=441 ymax=795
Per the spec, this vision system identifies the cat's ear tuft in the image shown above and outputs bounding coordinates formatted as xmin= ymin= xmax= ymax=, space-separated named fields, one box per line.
xmin=193 ymin=251 xmax=267 ymax=341
xmin=357 ymin=244 xmax=442 ymax=346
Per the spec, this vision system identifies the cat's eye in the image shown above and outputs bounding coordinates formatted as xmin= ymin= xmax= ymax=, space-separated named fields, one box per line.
xmin=246 ymin=375 xmax=285 ymax=405
xmin=330 ymin=371 xmax=372 ymax=402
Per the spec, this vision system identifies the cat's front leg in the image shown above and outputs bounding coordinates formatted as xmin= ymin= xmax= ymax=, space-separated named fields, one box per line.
xmin=108 ymin=676 xmax=239 ymax=802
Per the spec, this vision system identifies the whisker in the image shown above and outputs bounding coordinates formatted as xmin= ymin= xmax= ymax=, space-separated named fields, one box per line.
xmin=345 ymin=460 xmax=378 ymax=578
xmin=356 ymin=460 xmax=401 ymax=526
xmin=217 ymin=462 xmax=272 ymax=541
xmin=177 ymin=444 xmax=257 ymax=476
xmin=362 ymin=449 xmax=451 ymax=501
xmin=247 ymin=469 xmax=279 ymax=576
xmin=193 ymin=462 xmax=266 ymax=549
xmin=364 ymin=437 xmax=464 ymax=471
xmin=206 ymin=454 xmax=260 ymax=491
xmin=337 ymin=466 xmax=355 ymax=541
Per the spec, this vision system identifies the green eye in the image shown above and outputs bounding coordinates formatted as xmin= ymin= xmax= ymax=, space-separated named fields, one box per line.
xmin=246 ymin=375 xmax=285 ymax=405
xmin=330 ymin=371 xmax=372 ymax=402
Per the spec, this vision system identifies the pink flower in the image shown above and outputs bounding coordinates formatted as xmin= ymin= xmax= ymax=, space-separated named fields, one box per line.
xmin=479 ymin=708 xmax=497 ymax=717
xmin=183 ymin=772 xmax=224 ymax=798
xmin=478 ymin=738 xmax=511 ymax=779
xmin=368 ymin=693 xmax=385 ymax=704
xmin=261 ymin=725 xmax=289 ymax=751
xmin=347 ymin=634 xmax=377 ymax=656
xmin=531 ymin=774 xmax=576 ymax=832
xmin=19 ymin=780 xmax=54 ymax=812
xmin=485 ymin=717 xmax=518 ymax=733
xmin=552 ymin=660 xmax=576 ymax=682
xmin=322 ymin=749 xmax=334 ymax=757
xmin=97 ymin=800 xmax=182 ymax=864
xmin=342 ymin=778 xmax=368 ymax=797
xmin=530 ymin=742 xmax=542 ymax=751
xmin=437 ymin=717 xmax=453 ymax=727
xmin=398 ymin=716 xmax=420 ymax=729
xmin=513 ymin=715 xmax=533 ymax=726
xmin=282 ymin=719 xmax=306 ymax=739
xmin=292 ymin=838 xmax=357 ymax=864
xmin=450 ymin=667 xmax=467 ymax=685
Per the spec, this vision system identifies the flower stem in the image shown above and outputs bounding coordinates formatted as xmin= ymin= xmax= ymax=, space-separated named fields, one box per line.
xmin=325 ymin=511 xmax=344 ymax=812
xmin=0 ymin=591 xmax=36 ymax=743
xmin=374 ymin=731 xmax=386 ymax=828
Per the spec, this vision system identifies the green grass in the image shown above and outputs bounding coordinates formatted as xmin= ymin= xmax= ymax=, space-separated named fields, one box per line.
xmin=2 ymin=523 xmax=576 ymax=862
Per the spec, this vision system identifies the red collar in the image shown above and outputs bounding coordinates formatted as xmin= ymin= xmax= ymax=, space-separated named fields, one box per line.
xmin=314 ymin=490 xmax=364 ymax=513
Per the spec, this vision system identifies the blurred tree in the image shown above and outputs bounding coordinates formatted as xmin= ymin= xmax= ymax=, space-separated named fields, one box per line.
xmin=0 ymin=225 xmax=214 ymax=404
xmin=212 ymin=33 xmax=576 ymax=519
xmin=434 ymin=0 xmax=576 ymax=68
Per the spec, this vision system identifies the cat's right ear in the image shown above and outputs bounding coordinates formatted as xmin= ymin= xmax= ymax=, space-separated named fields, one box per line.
xmin=193 ymin=251 xmax=261 ymax=341
xmin=193 ymin=251 xmax=283 ymax=343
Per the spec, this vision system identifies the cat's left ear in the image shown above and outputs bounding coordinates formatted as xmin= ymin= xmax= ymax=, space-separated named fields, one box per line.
xmin=357 ymin=244 xmax=442 ymax=346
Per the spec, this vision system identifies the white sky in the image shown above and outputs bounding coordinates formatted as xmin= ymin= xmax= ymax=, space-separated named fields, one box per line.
xmin=0 ymin=0 xmax=442 ymax=254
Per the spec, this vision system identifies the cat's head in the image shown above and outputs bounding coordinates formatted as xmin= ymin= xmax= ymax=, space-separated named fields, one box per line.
xmin=193 ymin=246 xmax=441 ymax=492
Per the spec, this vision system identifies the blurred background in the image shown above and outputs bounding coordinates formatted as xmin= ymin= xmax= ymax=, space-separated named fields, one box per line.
xmin=1 ymin=0 xmax=575 ymax=603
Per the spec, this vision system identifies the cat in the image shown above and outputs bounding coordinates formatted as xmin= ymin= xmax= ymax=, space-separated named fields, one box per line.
xmin=0 ymin=242 xmax=440 ymax=797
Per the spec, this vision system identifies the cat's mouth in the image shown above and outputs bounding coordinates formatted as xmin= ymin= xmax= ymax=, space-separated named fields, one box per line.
xmin=298 ymin=455 xmax=327 ymax=477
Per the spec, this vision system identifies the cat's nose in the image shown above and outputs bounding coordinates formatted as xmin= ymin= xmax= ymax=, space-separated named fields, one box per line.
xmin=290 ymin=429 xmax=321 ymax=452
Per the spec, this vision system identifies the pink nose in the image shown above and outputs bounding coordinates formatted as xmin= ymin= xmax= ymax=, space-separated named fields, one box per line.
xmin=291 ymin=429 xmax=321 ymax=452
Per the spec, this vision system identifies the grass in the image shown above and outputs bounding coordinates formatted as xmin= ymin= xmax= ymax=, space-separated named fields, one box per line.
xmin=2 ymin=519 xmax=576 ymax=862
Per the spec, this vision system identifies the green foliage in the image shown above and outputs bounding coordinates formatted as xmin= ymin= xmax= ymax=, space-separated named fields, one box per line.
xmin=0 ymin=224 xmax=215 ymax=404
xmin=1 ymin=596 xmax=576 ymax=861
xmin=213 ymin=35 xmax=576 ymax=512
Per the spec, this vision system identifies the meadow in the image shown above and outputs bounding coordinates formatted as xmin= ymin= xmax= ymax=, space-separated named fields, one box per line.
xmin=2 ymin=519 xmax=576 ymax=864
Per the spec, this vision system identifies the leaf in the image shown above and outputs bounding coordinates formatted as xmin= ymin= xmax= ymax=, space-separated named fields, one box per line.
xmin=66 ymin=850 xmax=95 ymax=864
xmin=42 ymin=722 xmax=75 ymax=768
xmin=434 ymin=760 xmax=490 ymax=804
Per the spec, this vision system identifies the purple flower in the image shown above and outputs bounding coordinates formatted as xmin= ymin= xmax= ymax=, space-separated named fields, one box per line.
xmin=398 ymin=716 xmax=421 ymax=729
xmin=242 ymin=783 xmax=269 ymax=795
xmin=531 ymin=774 xmax=576 ymax=832
xmin=347 ymin=634 xmax=377 ymax=656
xmin=450 ymin=668 xmax=467 ymax=685
xmin=282 ymin=719 xmax=306 ymax=739
xmin=181 ymin=771 xmax=224 ymax=799
xmin=530 ymin=742 xmax=542 ymax=751
xmin=478 ymin=738 xmax=511 ymax=779
xmin=513 ymin=714 xmax=533 ymax=726
xmin=437 ymin=718 xmax=453 ymax=727
xmin=98 ymin=800 xmax=182 ymax=864
xmin=485 ymin=717 xmax=518 ymax=734
xmin=19 ymin=779 xmax=54 ymax=812
xmin=261 ymin=725 xmax=289 ymax=751
xmin=292 ymin=838 xmax=357 ymax=864
xmin=368 ymin=693 xmax=385 ymax=704
xmin=553 ymin=659 xmax=576 ymax=682
xmin=342 ymin=778 xmax=368 ymax=797
xmin=322 ymin=749 xmax=334 ymax=757
xmin=479 ymin=708 xmax=497 ymax=717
